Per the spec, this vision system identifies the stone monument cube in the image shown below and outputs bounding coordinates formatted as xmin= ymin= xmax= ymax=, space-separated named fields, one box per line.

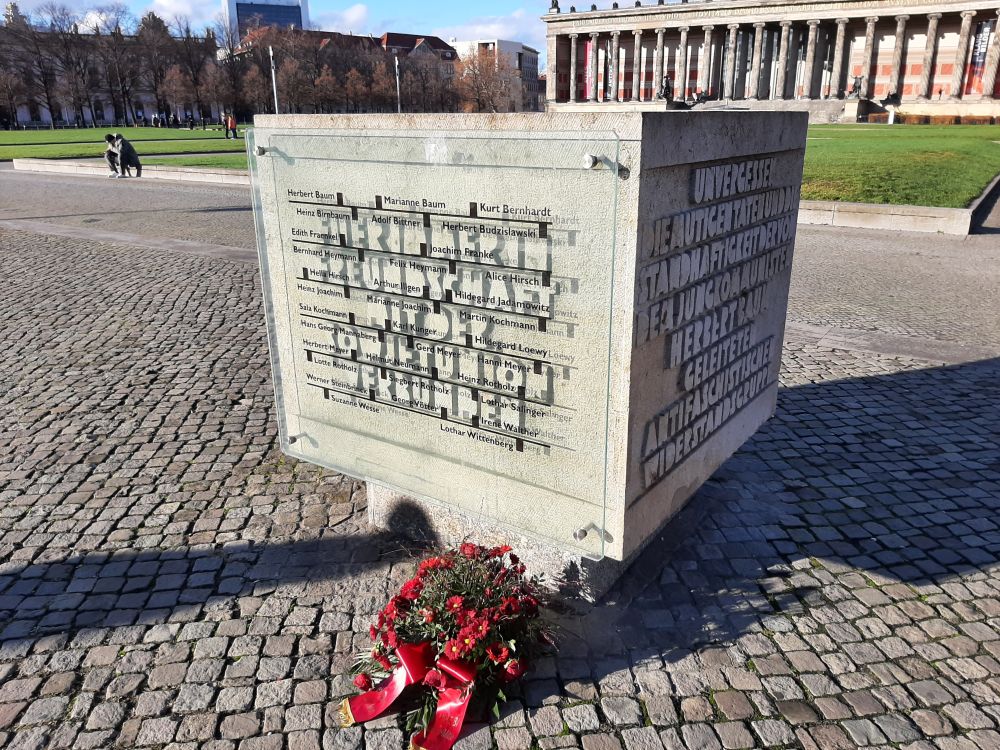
xmin=250 ymin=112 xmax=807 ymax=597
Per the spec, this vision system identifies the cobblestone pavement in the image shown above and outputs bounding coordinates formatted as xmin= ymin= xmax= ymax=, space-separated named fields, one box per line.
xmin=1 ymin=195 xmax=999 ymax=750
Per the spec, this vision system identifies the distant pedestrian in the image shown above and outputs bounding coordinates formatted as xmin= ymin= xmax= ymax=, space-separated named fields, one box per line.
xmin=171 ymin=113 xmax=179 ymax=128
xmin=226 ymin=113 xmax=238 ymax=139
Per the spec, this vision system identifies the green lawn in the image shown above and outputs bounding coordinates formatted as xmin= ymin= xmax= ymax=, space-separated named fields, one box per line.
xmin=802 ymin=124 xmax=1000 ymax=208
xmin=143 ymin=154 xmax=249 ymax=170
xmin=0 ymin=136 xmax=248 ymax=161
xmin=0 ymin=126 xmax=236 ymax=146
xmin=5 ymin=122 xmax=1000 ymax=208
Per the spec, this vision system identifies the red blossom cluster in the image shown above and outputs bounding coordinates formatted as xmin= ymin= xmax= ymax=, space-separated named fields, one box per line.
xmin=352 ymin=543 xmax=551 ymax=701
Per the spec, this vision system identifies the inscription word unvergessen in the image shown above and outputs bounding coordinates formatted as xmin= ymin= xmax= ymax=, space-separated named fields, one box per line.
xmin=636 ymin=156 xmax=795 ymax=491
xmin=285 ymin=187 xmax=586 ymax=456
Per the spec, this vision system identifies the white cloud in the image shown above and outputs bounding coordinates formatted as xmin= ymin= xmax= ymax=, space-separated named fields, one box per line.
xmin=310 ymin=3 xmax=372 ymax=34
xmin=432 ymin=8 xmax=546 ymax=57
xmin=148 ymin=0 xmax=218 ymax=29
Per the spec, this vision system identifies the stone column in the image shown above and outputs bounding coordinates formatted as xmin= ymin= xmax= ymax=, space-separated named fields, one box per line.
xmin=677 ymin=26 xmax=690 ymax=99
xmin=724 ymin=24 xmax=739 ymax=99
xmin=632 ymin=30 xmax=643 ymax=101
xmin=950 ymin=11 xmax=976 ymax=99
xmin=654 ymin=28 xmax=666 ymax=95
xmin=747 ymin=22 xmax=766 ymax=99
xmin=546 ymin=35 xmax=558 ymax=102
xmin=981 ymin=10 xmax=1000 ymax=99
xmin=802 ymin=20 xmax=820 ymax=98
xmin=774 ymin=21 xmax=792 ymax=99
xmin=827 ymin=18 xmax=848 ymax=98
xmin=610 ymin=31 xmax=621 ymax=101
xmin=698 ymin=25 xmax=714 ymax=95
xmin=860 ymin=16 xmax=879 ymax=99
xmin=888 ymin=16 xmax=909 ymax=96
xmin=917 ymin=14 xmax=941 ymax=99
xmin=588 ymin=32 xmax=600 ymax=101
xmin=568 ymin=34 xmax=579 ymax=102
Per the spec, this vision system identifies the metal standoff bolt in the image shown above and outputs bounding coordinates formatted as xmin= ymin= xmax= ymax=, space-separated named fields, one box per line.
xmin=573 ymin=528 xmax=589 ymax=541
xmin=255 ymin=146 xmax=267 ymax=156
xmin=288 ymin=435 xmax=297 ymax=444
xmin=582 ymin=153 xmax=601 ymax=170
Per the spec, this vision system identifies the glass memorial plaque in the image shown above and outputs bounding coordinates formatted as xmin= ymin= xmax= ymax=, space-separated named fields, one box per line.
xmin=249 ymin=127 xmax=620 ymax=559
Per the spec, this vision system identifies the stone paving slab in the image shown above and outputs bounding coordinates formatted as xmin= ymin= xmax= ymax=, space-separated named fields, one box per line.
xmin=1 ymin=227 xmax=999 ymax=750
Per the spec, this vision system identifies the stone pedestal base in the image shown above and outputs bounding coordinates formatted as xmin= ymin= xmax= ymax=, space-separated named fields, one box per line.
xmin=366 ymin=482 xmax=634 ymax=603
xmin=366 ymin=481 xmax=732 ymax=604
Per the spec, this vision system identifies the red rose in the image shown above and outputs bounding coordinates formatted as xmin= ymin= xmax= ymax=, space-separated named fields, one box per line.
xmin=399 ymin=577 xmax=423 ymax=601
xmin=459 ymin=542 xmax=481 ymax=559
xmin=446 ymin=595 xmax=464 ymax=613
xmin=354 ymin=673 xmax=373 ymax=690
xmin=423 ymin=669 xmax=446 ymax=689
xmin=486 ymin=643 xmax=510 ymax=664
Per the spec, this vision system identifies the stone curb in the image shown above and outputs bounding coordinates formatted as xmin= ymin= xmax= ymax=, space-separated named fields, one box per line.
xmin=11 ymin=157 xmax=250 ymax=185
xmin=799 ymin=170 xmax=1000 ymax=236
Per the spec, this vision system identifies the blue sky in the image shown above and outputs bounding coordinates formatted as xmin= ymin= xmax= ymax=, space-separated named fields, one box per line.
xmin=15 ymin=0 xmax=550 ymax=61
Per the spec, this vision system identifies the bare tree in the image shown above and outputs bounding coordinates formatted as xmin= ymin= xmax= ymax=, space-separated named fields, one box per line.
xmin=313 ymin=65 xmax=342 ymax=112
xmin=212 ymin=14 xmax=246 ymax=116
xmin=454 ymin=48 xmax=514 ymax=113
xmin=4 ymin=7 xmax=62 ymax=126
xmin=344 ymin=68 xmax=366 ymax=112
xmin=136 ymin=12 xmax=174 ymax=115
xmin=170 ymin=16 xmax=216 ymax=124
xmin=158 ymin=63 xmax=193 ymax=118
xmin=0 ymin=66 xmax=26 ymax=127
xmin=90 ymin=4 xmax=142 ymax=124
xmin=241 ymin=65 xmax=272 ymax=113
xmin=276 ymin=58 xmax=313 ymax=113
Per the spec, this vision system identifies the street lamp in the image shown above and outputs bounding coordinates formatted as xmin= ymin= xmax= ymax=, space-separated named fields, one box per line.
xmin=269 ymin=45 xmax=279 ymax=114
xmin=394 ymin=53 xmax=402 ymax=113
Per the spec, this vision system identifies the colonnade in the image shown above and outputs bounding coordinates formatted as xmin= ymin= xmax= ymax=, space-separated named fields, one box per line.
xmin=550 ymin=8 xmax=1000 ymax=103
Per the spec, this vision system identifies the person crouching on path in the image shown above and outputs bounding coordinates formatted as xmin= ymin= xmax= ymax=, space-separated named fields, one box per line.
xmin=104 ymin=134 xmax=121 ymax=177
xmin=105 ymin=133 xmax=142 ymax=178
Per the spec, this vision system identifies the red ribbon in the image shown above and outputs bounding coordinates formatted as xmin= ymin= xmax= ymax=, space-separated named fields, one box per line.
xmin=335 ymin=642 xmax=434 ymax=727
xmin=337 ymin=642 xmax=478 ymax=750
xmin=410 ymin=657 xmax=477 ymax=750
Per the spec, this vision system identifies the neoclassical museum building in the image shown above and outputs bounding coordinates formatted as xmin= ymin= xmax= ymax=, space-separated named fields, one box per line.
xmin=542 ymin=0 xmax=1000 ymax=120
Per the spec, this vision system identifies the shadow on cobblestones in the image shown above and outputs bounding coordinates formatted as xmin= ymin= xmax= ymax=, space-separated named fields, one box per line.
xmin=0 ymin=504 xmax=439 ymax=647
xmin=554 ymin=354 xmax=999 ymax=685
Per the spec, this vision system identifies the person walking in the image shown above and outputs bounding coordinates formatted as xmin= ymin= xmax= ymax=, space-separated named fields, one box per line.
xmin=226 ymin=112 xmax=238 ymax=139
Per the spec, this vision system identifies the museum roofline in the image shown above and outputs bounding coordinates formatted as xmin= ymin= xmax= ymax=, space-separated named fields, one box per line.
xmin=540 ymin=0 xmax=999 ymax=24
